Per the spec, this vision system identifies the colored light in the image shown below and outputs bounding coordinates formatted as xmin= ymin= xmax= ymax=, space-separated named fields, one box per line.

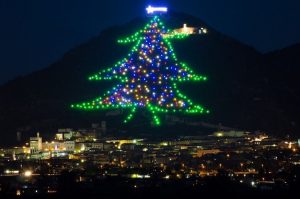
xmin=71 ymin=15 xmax=210 ymax=125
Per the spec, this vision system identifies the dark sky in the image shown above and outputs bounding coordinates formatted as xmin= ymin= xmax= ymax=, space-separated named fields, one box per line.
xmin=1 ymin=0 xmax=300 ymax=84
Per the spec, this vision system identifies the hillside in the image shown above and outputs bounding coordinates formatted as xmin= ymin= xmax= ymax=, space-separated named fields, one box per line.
xmin=0 ymin=12 xmax=299 ymax=146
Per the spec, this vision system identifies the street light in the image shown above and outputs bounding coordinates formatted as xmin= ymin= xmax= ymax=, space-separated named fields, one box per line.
xmin=24 ymin=170 xmax=32 ymax=177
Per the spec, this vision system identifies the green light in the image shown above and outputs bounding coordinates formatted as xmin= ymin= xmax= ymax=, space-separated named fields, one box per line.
xmin=71 ymin=16 xmax=210 ymax=125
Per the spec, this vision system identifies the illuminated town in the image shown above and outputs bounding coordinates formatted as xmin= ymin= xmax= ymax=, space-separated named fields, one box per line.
xmin=1 ymin=3 xmax=300 ymax=199
xmin=0 ymin=121 xmax=299 ymax=198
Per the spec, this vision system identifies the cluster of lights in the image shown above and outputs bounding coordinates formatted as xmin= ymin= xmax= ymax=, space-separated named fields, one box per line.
xmin=163 ymin=32 xmax=190 ymax=39
xmin=72 ymin=16 xmax=209 ymax=125
xmin=117 ymin=29 xmax=190 ymax=44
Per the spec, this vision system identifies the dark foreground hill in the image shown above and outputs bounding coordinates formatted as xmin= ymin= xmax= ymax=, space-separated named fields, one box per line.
xmin=0 ymin=12 xmax=299 ymax=146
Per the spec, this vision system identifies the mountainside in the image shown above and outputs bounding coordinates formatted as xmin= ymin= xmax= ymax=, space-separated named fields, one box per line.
xmin=0 ymin=12 xmax=299 ymax=146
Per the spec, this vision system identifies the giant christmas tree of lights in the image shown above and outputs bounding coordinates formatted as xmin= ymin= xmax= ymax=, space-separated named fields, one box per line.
xmin=71 ymin=7 xmax=209 ymax=125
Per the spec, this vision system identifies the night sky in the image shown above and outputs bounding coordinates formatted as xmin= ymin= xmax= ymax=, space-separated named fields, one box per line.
xmin=1 ymin=0 xmax=300 ymax=84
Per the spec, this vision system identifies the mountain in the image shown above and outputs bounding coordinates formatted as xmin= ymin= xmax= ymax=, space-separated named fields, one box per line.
xmin=0 ymin=12 xmax=299 ymax=146
xmin=262 ymin=43 xmax=300 ymax=135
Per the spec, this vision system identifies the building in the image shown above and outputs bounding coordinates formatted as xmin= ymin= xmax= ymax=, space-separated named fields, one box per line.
xmin=43 ymin=140 xmax=75 ymax=152
xmin=30 ymin=133 xmax=42 ymax=154
xmin=64 ymin=141 xmax=75 ymax=152
xmin=195 ymin=149 xmax=221 ymax=158
xmin=174 ymin=24 xmax=208 ymax=35
xmin=55 ymin=128 xmax=78 ymax=140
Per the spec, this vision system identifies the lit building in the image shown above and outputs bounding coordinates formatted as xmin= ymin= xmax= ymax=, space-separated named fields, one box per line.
xmin=55 ymin=128 xmax=78 ymax=140
xmin=174 ymin=24 xmax=208 ymax=35
xmin=75 ymin=142 xmax=104 ymax=152
xmin=43 ymin=141 xmax=63 ymax=151
xmin=64 ymin=141 xmax=75 ymax=152
xmin=30 ymin=133 xmax=42 ymax=154
xmin=43 ymin=140 xmax=75 ymax=152
xmin=195 ymin=149 xmax=221 ymax=157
